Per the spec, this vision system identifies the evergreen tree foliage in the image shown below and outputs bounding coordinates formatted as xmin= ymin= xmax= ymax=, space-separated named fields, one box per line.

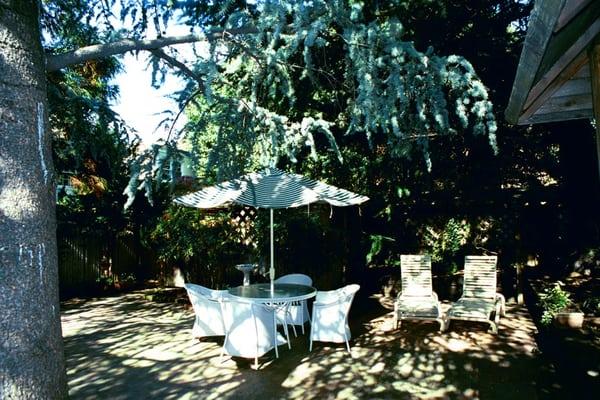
xmin=114 ymin=0 xmax=499 ymax=202
xmin=43 ymin=0 xmax=136 ymax=233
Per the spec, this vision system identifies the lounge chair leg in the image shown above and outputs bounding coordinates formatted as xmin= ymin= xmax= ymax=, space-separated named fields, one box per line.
xmin=438 ymin=318 xmax=446 ymax=332
xmin=254 ymin=356 xmax=258 ymax=369
xmin=489 ymin=321 xmax=498 ymax=334
xmin=497 ymin=294 xmax=506 ymax=317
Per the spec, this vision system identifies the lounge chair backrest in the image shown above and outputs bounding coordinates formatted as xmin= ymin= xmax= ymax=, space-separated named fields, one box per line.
xmin=275 ymin=273 xmax=313 ymax=286
xmin=462 ymin=256 xmax=498 ymax=299
xmin=400 ymin=254 xmax=432 ymax=297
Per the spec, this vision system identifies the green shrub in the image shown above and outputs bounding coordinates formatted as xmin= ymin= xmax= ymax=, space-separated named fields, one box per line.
xmin=539 ymin=282 xmax=572 ymax=325
xmin=423 ymin=218 xmax=470 ymax=273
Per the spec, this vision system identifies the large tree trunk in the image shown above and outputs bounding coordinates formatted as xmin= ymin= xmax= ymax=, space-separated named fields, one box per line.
xmin=0 ymin=1 xmax=67 ymax=398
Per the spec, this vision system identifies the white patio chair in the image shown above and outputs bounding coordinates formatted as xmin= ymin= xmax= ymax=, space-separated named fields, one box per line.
xmin=274 ymin=273 xmax=313 ymax=335
xmin=446 ymin=255 xmax=506 ymax=334
xmin=220 ymin=298 xmax=286 ymax=369
xmin=184 ymin=283 xmax=228 ymax=339
xmin=309 ymin=284 xmax=360 ymax=353
xmin=393 ymin=254 xmax=445 ymax=331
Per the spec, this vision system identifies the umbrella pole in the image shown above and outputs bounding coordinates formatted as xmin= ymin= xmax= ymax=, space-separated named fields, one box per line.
xmin=270 ymin=208 xmax=275 ymax=292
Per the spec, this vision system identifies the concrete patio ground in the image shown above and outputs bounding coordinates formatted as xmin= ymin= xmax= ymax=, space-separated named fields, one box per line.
xmin=61 ymin=290 xmax=563 ymax=399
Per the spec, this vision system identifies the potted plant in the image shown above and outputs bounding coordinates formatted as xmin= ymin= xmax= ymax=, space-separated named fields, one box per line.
xmin=539 ymin=282 xmax=584 ymax=329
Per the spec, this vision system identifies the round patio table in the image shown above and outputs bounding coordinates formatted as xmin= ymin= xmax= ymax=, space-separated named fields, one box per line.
xmin=227 ymin=283 xmax=316 ymax=303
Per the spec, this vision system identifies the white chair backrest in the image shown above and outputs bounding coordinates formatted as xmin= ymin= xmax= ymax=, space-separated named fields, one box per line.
xmin=221 ymin=298 xmax=277 ymax=358
xmin=184 ymin=283 xmax=228 ymax=316
xmin=315 ymin=284 xmax=359 ymax=309
xmin=275 ymin=273 xmax=313 ymax=286
xmin=185 ymin=283 xmax=227 ymax=300
xmin=462 ymin=256 xmax=498 ymax=299
xmin=400 ymin=254 xmax=432 ymax=297
xmin=184 ymin=283 xmax=228 ymax=336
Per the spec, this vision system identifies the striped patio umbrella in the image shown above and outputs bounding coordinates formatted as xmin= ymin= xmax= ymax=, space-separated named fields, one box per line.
xmin=174 ymin=168 xmax=369 ymax=290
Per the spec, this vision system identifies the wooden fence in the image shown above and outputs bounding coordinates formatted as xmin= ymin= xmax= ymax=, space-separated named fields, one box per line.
xmin=57 ymin=232 xmax=145 ymax=295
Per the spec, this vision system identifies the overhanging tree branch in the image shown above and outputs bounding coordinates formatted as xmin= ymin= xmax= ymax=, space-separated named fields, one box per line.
xmin=150 ymin=48 xmax=205 ymax=89
xmin=46 ymin=27 xmax=258 ymax=71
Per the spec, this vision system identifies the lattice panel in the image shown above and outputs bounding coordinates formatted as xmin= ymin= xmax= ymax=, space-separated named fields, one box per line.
xmin=230 ymin=207 xmax=257 ymax=247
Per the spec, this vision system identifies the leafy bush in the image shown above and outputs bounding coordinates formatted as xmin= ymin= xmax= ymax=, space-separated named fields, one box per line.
xmin=146 ymin=205 xmax=255 ymax=287
xmin=423 ymin=218 xmax=470 ymax=273
xmin=366 ymin=234 xmax=396 ymax=266
xmin=539 ymin=282 xmax=573 ymax=325
xmin=583 ymin=297 xmax=600 ymax=316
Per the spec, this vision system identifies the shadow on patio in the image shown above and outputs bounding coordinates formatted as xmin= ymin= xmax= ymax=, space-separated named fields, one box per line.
xmin=62 ymin=291 xmax=557 ymax=399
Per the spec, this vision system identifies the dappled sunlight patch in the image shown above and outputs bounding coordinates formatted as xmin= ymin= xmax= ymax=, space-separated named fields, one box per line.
xmin=391 ymin=379 xmax=458 ymax=399
xmin=282 ymin=361 xmax=328 ymax=390
xmin=137 ymin=347 xmax=181 ymax=361
xmin=62 ymin=292 xmax=544 ymax=399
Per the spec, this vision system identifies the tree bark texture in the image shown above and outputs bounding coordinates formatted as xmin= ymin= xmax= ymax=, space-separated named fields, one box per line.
xmin=0 ymin=0 xmax=67 ymax=398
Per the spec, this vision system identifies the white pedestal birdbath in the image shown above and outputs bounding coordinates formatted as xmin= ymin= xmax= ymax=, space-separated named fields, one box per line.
xmin=235 ymin=264 xmax=257 ymax=286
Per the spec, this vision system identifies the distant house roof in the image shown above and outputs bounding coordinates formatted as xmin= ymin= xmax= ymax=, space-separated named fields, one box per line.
xmin=505 ymin=0 xmax=600 ymax=125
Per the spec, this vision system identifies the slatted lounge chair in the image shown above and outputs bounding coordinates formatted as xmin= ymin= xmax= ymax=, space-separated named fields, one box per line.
xmin=446 ymin=255 xmax=506 ymax=334
xmin=310 ymin=284 xmax=360 ymax=353
xmin=393 ymin=254 xmax=446 ymax=331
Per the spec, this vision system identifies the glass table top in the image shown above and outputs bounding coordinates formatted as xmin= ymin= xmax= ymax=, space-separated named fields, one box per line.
xmin=228 ymin=283 xmax=316 ymax=301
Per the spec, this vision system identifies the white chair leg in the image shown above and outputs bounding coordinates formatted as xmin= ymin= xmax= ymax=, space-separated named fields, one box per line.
xmin=220 ymin=333 xmax=228 ymax=363
xmin=300 ymin=305 xmax=305 ymax=335
xmin=273 ymin=314 xmax=280 ymax=358
xmin=290 ymin=323 xmax=297 ymax=338
xmin=344 ymin=331 xmax=351 ymax=353
xmin=281 ymin=316 xmax=291 ymax=350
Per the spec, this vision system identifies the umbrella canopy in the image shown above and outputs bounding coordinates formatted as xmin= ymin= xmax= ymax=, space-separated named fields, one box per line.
xmin=174 ymin=168 xmax=369 ymax=209
xmin=174 ymin=168 xmax=369 ymax=290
